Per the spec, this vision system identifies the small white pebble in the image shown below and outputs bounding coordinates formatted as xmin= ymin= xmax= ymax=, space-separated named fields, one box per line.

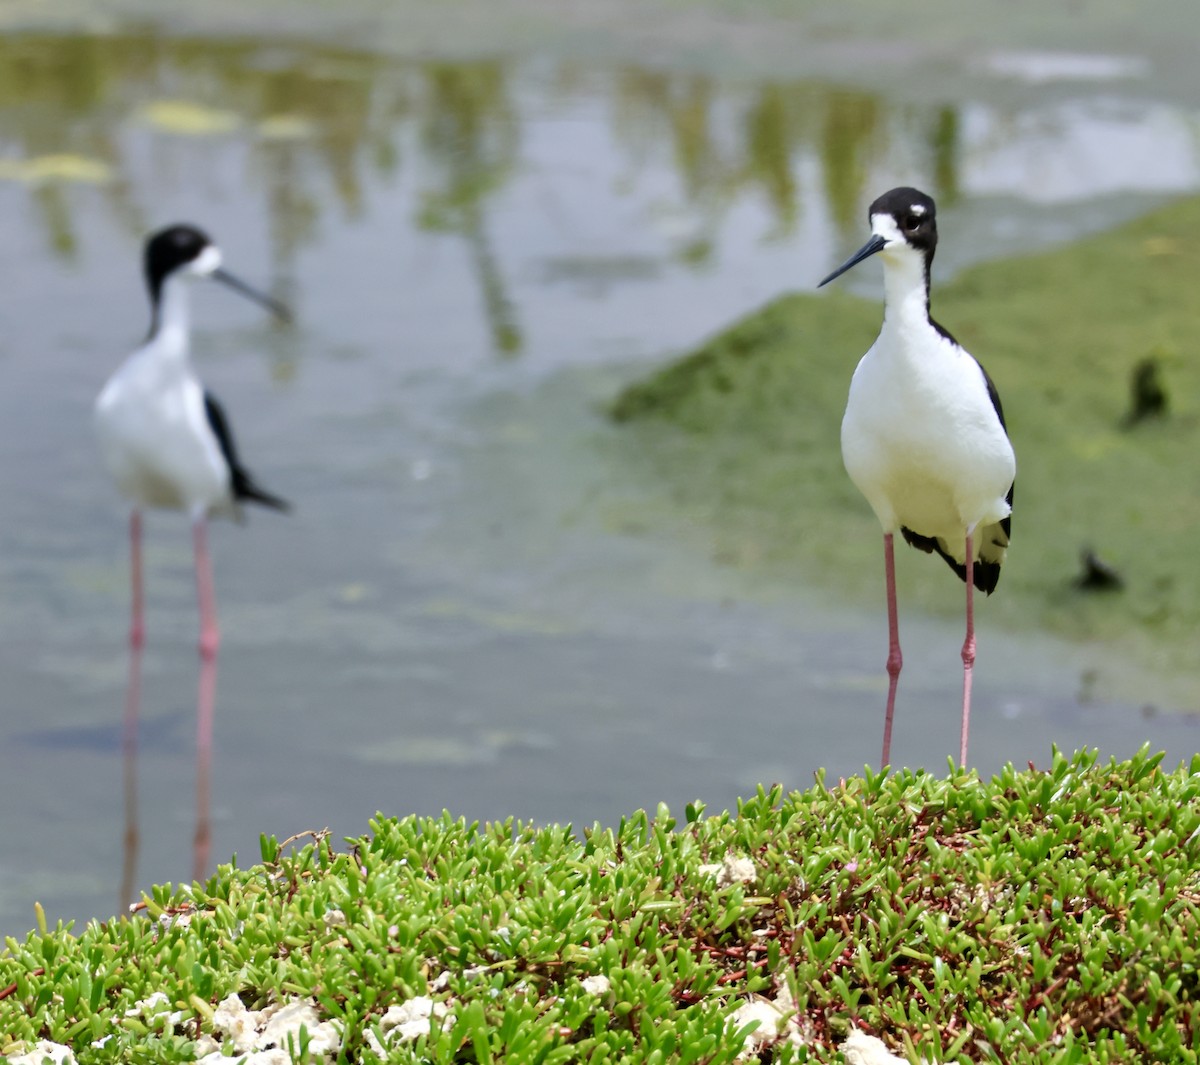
xmin=125 ymin=990 xmax=170 ymax=1016
xmin=728 ymin=997 xmax=792 ymax=1058
xmin=197 ymin=1053 xmax=290 ymax=1065
xmin=156 ymin=910 xmax=193 ymax=933
xmin=581 ymin=974 xmax=611 ymax=996
xmin=773 ymin=976 xmax=798 ymax=1015
xmin=323 ymin=908 xmax=348 ymax=928
xmin=260 ymin=1000 xmax=341 ymax=1057
xmin=701 ymin=853 xmax=757 ymax=888
xmin=212 ymin=992 xmax=258 ymax=1053
xmin=842 ymin=1029 xmax=911 ymax=1065
xmin=376 ymin=996 xmax=453 ymax=1045
xmin=124 ymin=990 xmax=185 ymax=1029
xmin=204 ymin=995 xmax=342 ymax=1061
xmin=5 ymin=1040 xmax=77 ymax=1065
xmin=721 ymin=855 xmax=757 ymax=886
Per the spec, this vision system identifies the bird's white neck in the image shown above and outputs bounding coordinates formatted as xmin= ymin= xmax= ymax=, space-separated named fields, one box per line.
xmin=879 ymin=250 xmax=933 ymax=337
xmin=149 ymin=274 xmax=192 ymax=356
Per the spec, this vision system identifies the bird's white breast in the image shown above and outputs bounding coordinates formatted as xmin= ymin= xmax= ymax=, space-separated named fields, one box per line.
xmin=840 ymin=323 xmax=1015 ymax=544
xmin=94 ymin=340 xmax=231 ymax=516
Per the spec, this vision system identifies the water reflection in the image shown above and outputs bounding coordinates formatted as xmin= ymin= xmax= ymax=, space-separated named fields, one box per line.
xmin=0 ymin=32 xmax=970 ymax=276
xmin=2 ymin=31 xmax=1196 ymax=279
xmin=418 ymin=63 xmax=522 ymax=355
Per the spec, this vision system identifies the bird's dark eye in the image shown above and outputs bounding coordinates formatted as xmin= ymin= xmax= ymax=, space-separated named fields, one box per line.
xmin=904 ymin=213 xmax=922 ymax=231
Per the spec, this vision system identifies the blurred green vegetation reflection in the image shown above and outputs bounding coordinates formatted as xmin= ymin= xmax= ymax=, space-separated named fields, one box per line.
xmin=0 ymin=31 xmax=962 ymax=352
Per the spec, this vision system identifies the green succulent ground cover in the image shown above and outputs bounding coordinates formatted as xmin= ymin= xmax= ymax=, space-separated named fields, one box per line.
xmin=609 ymin=196 xmax=1200 ymax=685
xmin=1 ymin=748 xmax=1198 ymax=1063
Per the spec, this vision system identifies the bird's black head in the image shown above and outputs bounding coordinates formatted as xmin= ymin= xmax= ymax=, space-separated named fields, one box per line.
xmin=141 ymin=223 xmax=291 ymax=333
xmin=869 ymin=187 xmax=938 ymax=255
xmin=819 ymin=186 xmax=939 ymax=289
xmin=144 ymin=224 xmax=217 ymax=304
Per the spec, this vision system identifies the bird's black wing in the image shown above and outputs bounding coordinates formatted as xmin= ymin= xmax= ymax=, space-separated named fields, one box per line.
xmin=976 ymin=357 xmax=1014 ymax=554
xmin=977 ymin=358 xmax=1008 ymax=431
xmin=204 ymin=391 xmax=290 ymax=513
xmin=928 ymin=316 xmax=959 ymax=348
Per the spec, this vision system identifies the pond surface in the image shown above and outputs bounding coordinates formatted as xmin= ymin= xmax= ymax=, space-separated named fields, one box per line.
xmin=1 ymin=8 xmax=1199 ymax=935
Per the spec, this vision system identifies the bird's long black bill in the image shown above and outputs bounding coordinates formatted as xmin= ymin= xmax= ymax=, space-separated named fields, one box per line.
xmin=818 ymin=233 xmax=888 ymax=287
xmin=212 ymin=267 xmax=292 ymax=323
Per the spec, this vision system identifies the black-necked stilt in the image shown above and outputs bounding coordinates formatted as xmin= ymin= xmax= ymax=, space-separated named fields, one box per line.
xmin=94 ymin=223 xmax=290 ymax=879
xmin=819 ymin=187 xmax=1015 ymax=768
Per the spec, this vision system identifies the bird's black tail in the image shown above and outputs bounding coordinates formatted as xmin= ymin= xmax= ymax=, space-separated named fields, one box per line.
xmin=901 ymin=482 xmax=1012 ymax=596
xmin=204 ymin=391 xmax=291 ymax=514
xmin=231 ymin=468 xmax=290 ymax=512
xmin=902 ymin=528 xmax=1000 ymax=594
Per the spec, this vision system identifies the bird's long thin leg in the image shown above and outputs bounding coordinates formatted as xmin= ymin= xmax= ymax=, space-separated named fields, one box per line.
xmin=882 ymin=531 xmax=902 ymax=768
xmin=120 ymin=509 xmax=144 ymax=913
xmin=192 ymin=515 xmax=220 ymax=883
xmin=960 ymin=529 xmax=976 ymax=767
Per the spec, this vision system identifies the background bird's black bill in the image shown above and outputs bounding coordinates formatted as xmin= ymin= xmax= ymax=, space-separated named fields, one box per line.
xmin=212 ymin=267 xmax=292 ymax=322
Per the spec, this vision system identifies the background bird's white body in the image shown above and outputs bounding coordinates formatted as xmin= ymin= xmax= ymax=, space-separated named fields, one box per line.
xmin=840 ymin=227 xmax=1014 ymax=567
xmin=94 ymin=223 xmax=289 ymax=883
xmin=94 ymin=241 xmax=234 ymax=519
xmin=95 ymin=334 xmax=231 ymax=517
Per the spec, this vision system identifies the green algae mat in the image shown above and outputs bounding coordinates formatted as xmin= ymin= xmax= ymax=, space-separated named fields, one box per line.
xmin=611 ymin=197 xmax=1200 ymax=687
xmin=1 ymin=749 xmax=1197 ymax=1062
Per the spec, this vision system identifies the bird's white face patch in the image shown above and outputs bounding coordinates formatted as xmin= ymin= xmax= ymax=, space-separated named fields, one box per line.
xmin=869 ymin=212 xmax=907 ymax=248
xmin=189 ymin=243 xmax=223 ymax=278
xmin=870 ymin=209 xmax=930 ymax=258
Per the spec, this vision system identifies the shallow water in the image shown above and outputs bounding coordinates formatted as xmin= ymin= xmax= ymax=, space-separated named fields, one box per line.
xmin=0 ymin=13 xmax=1199 ymax=935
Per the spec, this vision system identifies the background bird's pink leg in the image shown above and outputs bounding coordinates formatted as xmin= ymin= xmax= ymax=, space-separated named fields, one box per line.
xmin=192 ymin=515 xmax=220 ymax=883
xmin=882 ymin=531 xmax=902 ymax=767
xmin=120 ymin=509 xmax=144 ymax=913
xmin=960 ymin=530 xmax=976 ymax=767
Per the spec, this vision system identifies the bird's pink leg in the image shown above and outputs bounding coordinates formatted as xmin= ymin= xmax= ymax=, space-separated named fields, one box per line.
xmin=960 ymin=530 xmax=976 ymax=767
xmin=192 ymin=516 xmax=220 ymax=883
xmin=120 ymin=509 xmax=144 ymax=913
xmin=882 ymin=531 xmax=902 ymax=768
